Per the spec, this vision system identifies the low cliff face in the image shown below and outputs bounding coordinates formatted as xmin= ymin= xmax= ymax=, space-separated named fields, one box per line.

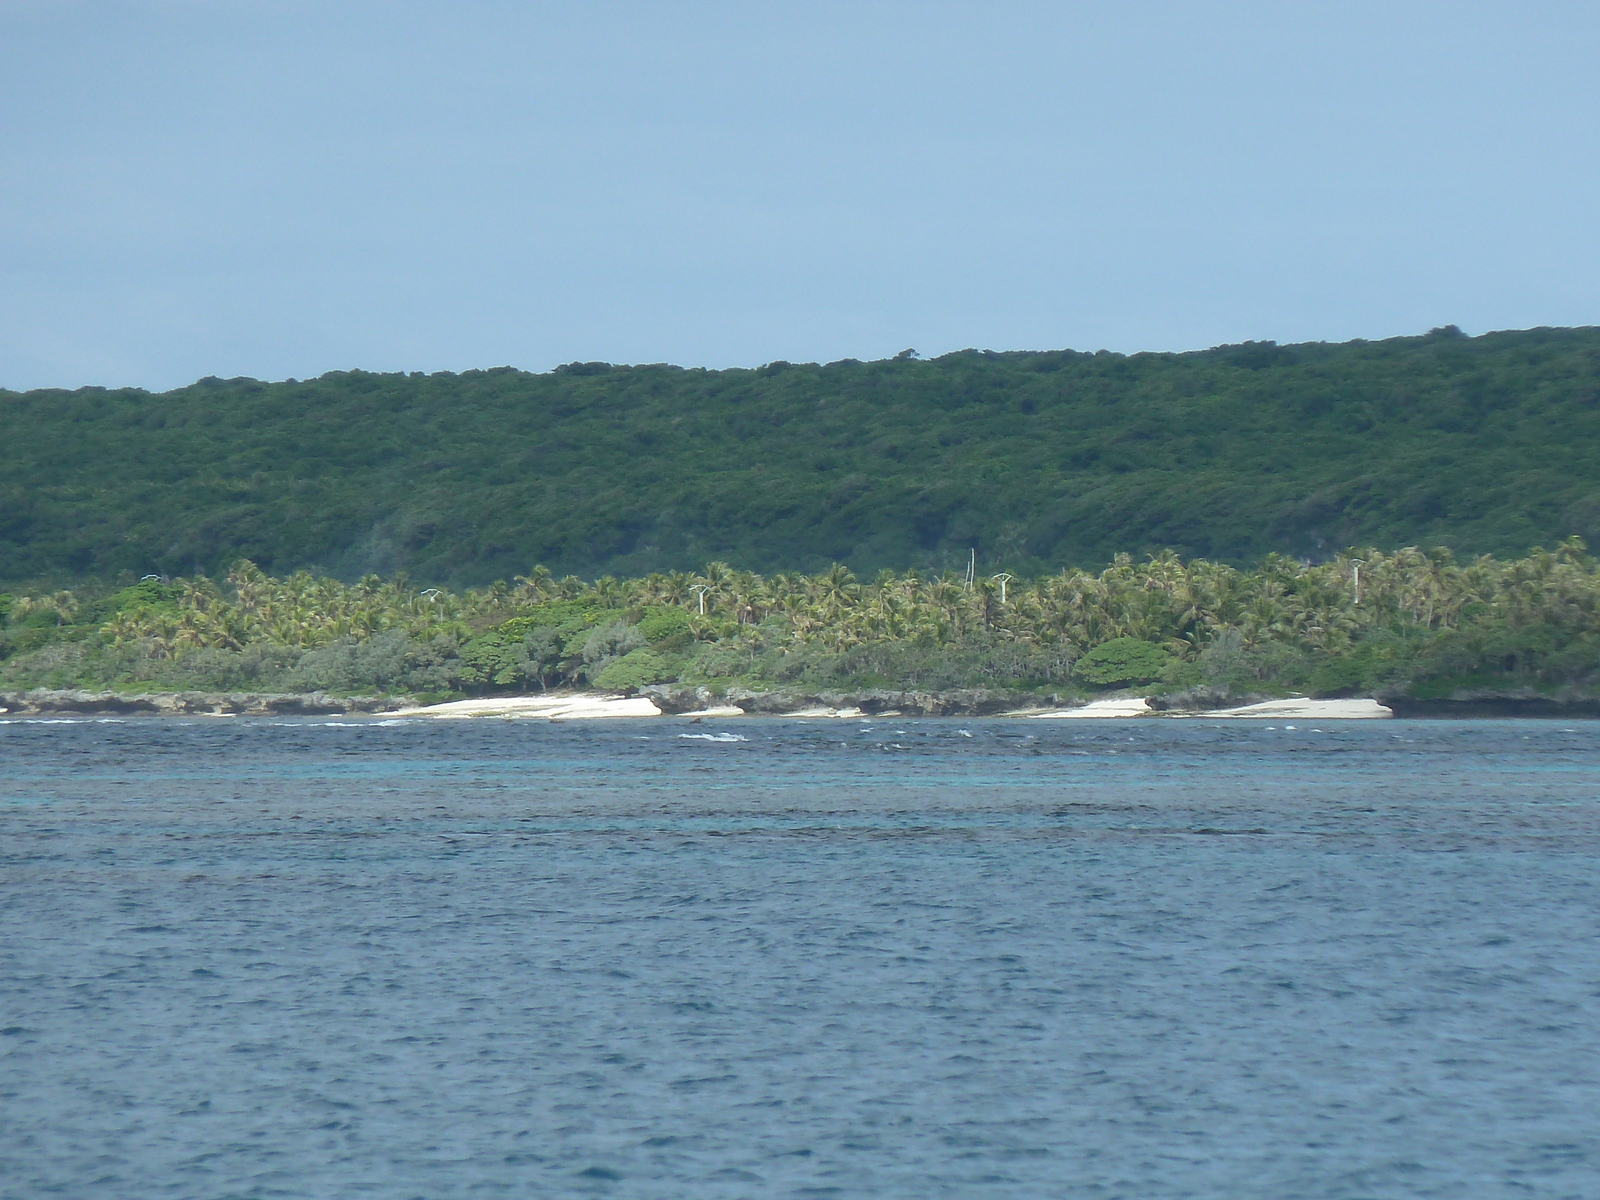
xmin=1382 ymin=689 xmax=1600 ymax=718
xmin=1145 ymin=685 xmax=1270 ymax=711
xmin=0 ymin=690 xmax=401 ymax=716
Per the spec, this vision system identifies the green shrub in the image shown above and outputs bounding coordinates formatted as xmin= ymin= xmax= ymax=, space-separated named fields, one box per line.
xmin=1158 ymin=656 xmax=1203 ymax=689
xmin=1307 ymin=656 xmax=1370 ymax=697
xmin=86 ymin=579 xmax=178 ymax=623
xmin=637 ymin=606 xmax=692 ymax=643
xmin=594 ymin=648 xmax=675 ymax=691
xmin=458 ymin=626 xmax=569 ymax=689
xmin=582 ymin=620 xmax=645 ymax=665
xmin=1074 ymin=637 xmax=1170 ymax=685
xmin=497 ymin=601 xmax=602 ymax=640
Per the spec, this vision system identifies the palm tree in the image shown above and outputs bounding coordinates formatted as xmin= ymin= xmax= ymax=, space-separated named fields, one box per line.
xmin=514 ymin=565 xmax=555 ymax=602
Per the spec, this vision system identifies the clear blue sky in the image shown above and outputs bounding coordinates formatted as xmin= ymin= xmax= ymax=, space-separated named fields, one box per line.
xmin=3 ymin=1 xmax=1597 ymax=391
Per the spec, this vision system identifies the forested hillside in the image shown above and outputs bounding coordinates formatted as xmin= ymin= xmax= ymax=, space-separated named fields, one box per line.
xmin=3 ymin=325 xmax=1598 ymax=586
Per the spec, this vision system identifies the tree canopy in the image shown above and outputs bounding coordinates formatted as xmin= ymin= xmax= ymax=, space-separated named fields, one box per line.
xmin=4 ymin=325 xmax=1600 ymax=587
xmin=6 ymin=543 xmax=1600 ymax=706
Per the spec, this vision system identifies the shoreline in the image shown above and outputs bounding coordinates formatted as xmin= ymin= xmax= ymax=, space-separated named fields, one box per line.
xmin=0 ymin=686 xmax=1472 ymax=721
xmin=387 ymin=694 xmax=1396 ymax=721
xmin=4 ymin=687 xmax=1596 ymax=721
xmin=0 ymin=689 xmax=401 ymax=717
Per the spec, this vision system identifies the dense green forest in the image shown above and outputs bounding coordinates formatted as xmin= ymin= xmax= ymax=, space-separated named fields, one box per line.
xmin=4 ymin=544 xmax=1600 ymax=706
xmin=4 ymin=325 xmax=1600 ymax=587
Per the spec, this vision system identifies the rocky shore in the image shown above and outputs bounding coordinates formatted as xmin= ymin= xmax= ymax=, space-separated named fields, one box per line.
xmin=5 ymin=684 xmax=1595 ymax=719
xmin=1381 ymin=689 xmax=1600 ymax=718
xmin=645 ymin=685 xmax=1596 ymax=719
xmin=0 ymin=686 xmax=1057 ymax=719
xmin=640 ymin=685 xmax=1052 ymax=717
xmin=0 ymin=689 xmax=401 ymax=716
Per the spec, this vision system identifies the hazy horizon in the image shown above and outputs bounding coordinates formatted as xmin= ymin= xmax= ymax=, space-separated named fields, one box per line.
xmin=4 ymin=2 xmax=1598 ymax=392
xmin=6 ymin=320 xmax=1580 ymax=395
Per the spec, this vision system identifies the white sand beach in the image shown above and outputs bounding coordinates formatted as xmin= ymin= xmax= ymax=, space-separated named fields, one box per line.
xmin=1203 ymin=697 xmax=1392 ymax=719
xmin=395 ymin=694 xmax=662 ymax=719
xmin=1008 ymin=696 xmax=1391 ymax=719
xmin=394 ymin=693 xmax=1392 ymax=721
xmin=1019 ymin=698 xmax=1154 ymax=718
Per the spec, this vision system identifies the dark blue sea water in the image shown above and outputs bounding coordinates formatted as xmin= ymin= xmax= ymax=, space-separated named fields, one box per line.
xmin=2 ymin=716 xmax=1598 ymax=1199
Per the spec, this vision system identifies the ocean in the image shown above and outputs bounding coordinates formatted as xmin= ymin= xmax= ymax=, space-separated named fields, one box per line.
xmin=2 ymin=716 xmax=1597 ymax=1198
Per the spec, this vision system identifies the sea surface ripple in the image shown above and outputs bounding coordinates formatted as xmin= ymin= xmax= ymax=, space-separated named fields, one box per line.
xmin=2 ymin=717 xmax=1598 ymax=1198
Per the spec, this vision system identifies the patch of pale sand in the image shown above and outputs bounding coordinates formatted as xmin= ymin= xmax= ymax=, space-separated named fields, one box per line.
xmin=1018 ymin=697 xmax=1152 ymax=719
xmin=783 ymin=706 xmax=867 ymax=718
xmin=676 ymin=706 xmax=747 ymax=718
xmin=1206 ymin=697 xmax=1393 ymax=719
xmin=395 ymin=694 xmax=661 ymax=720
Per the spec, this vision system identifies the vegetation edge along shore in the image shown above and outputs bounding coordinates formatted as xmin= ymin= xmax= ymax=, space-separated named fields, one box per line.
xmin=4 ymin=542 xmax=1600 ymax=715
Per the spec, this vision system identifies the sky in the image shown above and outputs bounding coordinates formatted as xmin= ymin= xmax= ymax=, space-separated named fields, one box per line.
xmin=2 ymin=0 xmax=1598 ymax=392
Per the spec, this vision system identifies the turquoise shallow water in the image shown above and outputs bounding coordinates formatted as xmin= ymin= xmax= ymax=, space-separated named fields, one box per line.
xmin=2 ymin=716 xmax=1598 ymax=1198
